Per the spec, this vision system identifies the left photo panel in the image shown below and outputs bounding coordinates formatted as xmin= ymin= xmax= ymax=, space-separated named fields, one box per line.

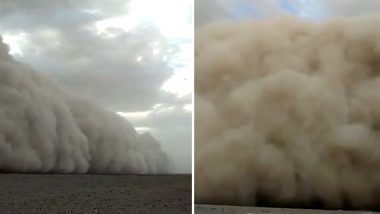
xmin=0 ymin=0 xmax=192 ymax=213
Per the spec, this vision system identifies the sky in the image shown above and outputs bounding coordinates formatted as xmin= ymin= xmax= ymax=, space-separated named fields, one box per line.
xmin=195 ymin=0 xmax=380 ymax=27
xmin=0 ymin=0 xmax=192 ymax=173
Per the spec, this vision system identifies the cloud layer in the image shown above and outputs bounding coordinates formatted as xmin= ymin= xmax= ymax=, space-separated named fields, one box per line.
xmin=0 ymin=38 xmax=172 ymax=173
xmin=195 ymin=16 xmax=380 ymax=209
xmin=0 ymin=0 xmax=192 ymax=173
xmin=195 ymin=0 xmax=380 ymax=27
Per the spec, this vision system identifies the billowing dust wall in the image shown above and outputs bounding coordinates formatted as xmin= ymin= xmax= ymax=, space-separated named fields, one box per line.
xmin=0 ymin=38 xmax=172 ymax=174
xmin=195 ymin=16 xmax=380 ymax=209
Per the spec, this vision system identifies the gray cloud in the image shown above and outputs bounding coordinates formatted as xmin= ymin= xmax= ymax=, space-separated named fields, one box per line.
xmin=195 ymin=0 xmax=380 ymax=27
xmin=18 ymin=27 xmax=174 ymax=111
xmin=195 ymin=0 xmax=229 ymax=27
xmin=315 ymin=0 xmax=380 ymax=18
xmin=195 ymin=0 xmax=284 ymax=27
xmin=128 ymin=105 xmax=192 ymax=173
xmin=0 ymin=0 xmax=191 ymax=173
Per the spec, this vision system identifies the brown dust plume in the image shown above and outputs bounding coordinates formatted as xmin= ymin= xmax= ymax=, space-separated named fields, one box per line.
xmin=0 ymin=37 xmax=172 ymax=174
xmin=195 ymin=16 xmax=380 ymax=210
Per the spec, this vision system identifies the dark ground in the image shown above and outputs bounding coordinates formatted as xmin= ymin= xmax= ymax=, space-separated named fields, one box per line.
xmin=195 ymin=205 xmax=379 ymax=214
xmin=0 ymin=173 xmax=191 ymax=214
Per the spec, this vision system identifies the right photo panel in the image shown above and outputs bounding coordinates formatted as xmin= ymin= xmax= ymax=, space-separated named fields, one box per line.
xmin=194 ymin=0 xmax=380 ymax=213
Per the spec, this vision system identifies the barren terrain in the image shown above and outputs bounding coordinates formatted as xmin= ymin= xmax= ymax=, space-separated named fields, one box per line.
xmin=0 ymin=173 xmax=191 ymax=214
xmin=195 ymin=205 xmax=378 ymax=214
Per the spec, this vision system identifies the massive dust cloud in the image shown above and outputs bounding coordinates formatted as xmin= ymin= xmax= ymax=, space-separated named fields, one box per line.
xmin=195 ymin=16 xmax=380 ymax=209
xmin=0 ymin=37 xmax=172 ymax=174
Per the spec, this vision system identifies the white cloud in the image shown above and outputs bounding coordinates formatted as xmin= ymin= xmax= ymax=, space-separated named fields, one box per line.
xmin=2 ymin=33 xmax=26 ymax=56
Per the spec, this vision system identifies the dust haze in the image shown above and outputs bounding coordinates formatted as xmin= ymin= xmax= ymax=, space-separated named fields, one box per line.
xmin=0 ymin=37 xmax=172 ymax=174
xmin=195 ymin=16 xmax=380 ymax=209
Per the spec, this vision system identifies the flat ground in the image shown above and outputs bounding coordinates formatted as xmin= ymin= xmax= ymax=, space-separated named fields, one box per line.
xmin=195 ymin=205 xmax=378 ymax=214
xmin=0 ymin=173 xmax=191 ymax=214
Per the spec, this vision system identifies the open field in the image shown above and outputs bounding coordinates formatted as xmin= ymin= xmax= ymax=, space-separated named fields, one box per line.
xmin=0 ymin=173 xmax=191 ymax=214
xmin=195 ymin=205 xmax=379 ymax=214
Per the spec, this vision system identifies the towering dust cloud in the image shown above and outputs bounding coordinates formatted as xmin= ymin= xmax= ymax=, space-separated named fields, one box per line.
xmin=195 ymin=16 xmax=380 ymax=209
xmin=0 ymin=37 xmax=172 ymax=174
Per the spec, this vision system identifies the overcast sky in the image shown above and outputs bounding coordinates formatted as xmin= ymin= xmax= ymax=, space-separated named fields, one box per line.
xmin=0 ymin=0 xmax=192 ymax=173
xmin=195 ymin=0 xmax=380 ymax=27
